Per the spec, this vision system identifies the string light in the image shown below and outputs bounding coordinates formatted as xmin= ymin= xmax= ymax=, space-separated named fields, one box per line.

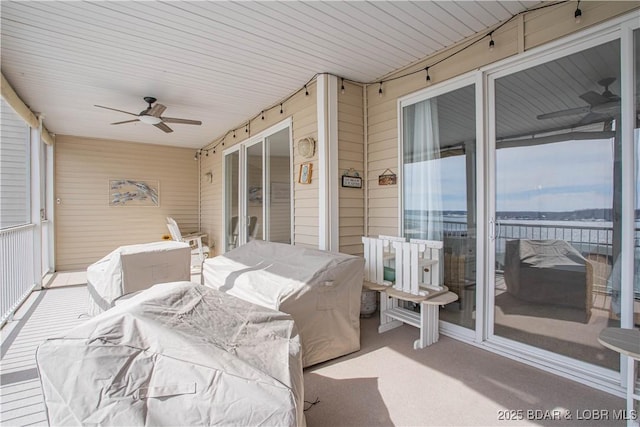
xmin=206 ymin=150 xmax=209 ymax=156
xmin=574 ymin=0 xmax=582 ymax=24
xmin=194 ymin=151 xmax=198 ymax=160
xmin=245 ymin=123 xmax=249 ymax=133
xmin=200 ymin=2 xmax=565 ymax=156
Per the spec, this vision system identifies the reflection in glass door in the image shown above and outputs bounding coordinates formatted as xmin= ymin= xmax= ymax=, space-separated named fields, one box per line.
xmin=402 ymin=83 xmax=477 ymax=330
xmin=246 ymin=141 xmax=263 ymax=242
xmin=224 ymin=122 xmax=291 ymax=252
xmin=492 ymin=39 xmax=622 ymax=370
xmin=266 ymin=128 xmax=292 ymax=243
xmin=224 ymin=150 xmax=240 ymax=251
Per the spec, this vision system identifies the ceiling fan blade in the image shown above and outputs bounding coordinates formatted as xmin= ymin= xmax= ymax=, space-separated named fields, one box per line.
xmin=111 ymin=119 xmax=140 ymax=125
xmin=154 ymin=122 xmax=173 ymax=133
xmin=95 ymin=105 xmax=139 ymax=116
xmin=536 ymin=106 xmax=590 ymax=120
xmin=148 ymin=103 xmax=167 ymax=117
xmin=591 ymin=100 xmax=620 ymax=115
xmin=161 ymin=117 xmax=202 ymax=125
xmin=579 ymin=112 xmax=612 ymax=125
xmin=579 ymin=91 xmax=609 ymax=106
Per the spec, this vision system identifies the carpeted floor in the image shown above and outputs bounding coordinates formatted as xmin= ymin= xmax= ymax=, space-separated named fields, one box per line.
xmin=303 ymin=316 xmax=627 ymax=427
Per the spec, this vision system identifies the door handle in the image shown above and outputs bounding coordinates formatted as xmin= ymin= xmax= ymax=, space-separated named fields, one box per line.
xmin=489 ymin=218 xmax=495 ymax=241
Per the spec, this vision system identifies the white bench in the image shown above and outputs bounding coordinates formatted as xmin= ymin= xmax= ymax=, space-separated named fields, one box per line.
xmin=362 ymin=236 xmax=458 ymax=349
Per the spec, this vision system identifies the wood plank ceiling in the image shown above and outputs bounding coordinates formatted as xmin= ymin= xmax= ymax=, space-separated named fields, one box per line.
xmin=1 ymin=1 xmax=541 ymax=148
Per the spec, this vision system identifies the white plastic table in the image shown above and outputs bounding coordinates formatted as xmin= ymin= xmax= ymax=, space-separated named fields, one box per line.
xmin=598 ymin=327 xmax=640 ymax=427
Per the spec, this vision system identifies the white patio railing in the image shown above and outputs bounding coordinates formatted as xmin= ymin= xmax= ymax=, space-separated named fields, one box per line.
xmin=1 ymin=223 xmax=36 ymax=326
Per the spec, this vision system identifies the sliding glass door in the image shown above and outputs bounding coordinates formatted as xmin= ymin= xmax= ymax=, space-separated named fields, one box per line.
xmin=397 ymin=15 xmax=638 ymax=388
xmin=223 ymin=121 xmax=292 ymax=252
xmin=401 ymin=80 xmax=477 ymax=331
xmin=490 ymin=39 xmax=623 ymax=370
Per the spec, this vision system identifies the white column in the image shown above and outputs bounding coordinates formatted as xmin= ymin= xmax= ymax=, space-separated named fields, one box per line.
xmin=30 ymin=122 xmax=43 ymax=289
xmin=45 ymin=142 xmax=55 ymax=272
xmin=317 ymin=74 xmax=339 ymax=251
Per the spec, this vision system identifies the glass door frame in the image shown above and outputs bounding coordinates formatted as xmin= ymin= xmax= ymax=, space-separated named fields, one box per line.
xmin=397 ymin=71 xmax=482 ymax=343
xmin=222 ymin=118 xmax=292 ymax=252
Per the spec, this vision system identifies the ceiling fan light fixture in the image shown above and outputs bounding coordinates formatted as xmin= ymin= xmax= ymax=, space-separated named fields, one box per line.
xmin=139 ymin=115 xmax=162 ymax=125
xmin=95 ymin=97 xmax=201 ymax=133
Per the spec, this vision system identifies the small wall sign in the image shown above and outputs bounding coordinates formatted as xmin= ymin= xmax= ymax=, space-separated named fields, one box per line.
xmin=342 ymin=175 xmax=362 ymax=188
xmin=341 ymin=168 xmax=362 ymax=188
xmin=378 ymin=168 xmax=397 ymax=186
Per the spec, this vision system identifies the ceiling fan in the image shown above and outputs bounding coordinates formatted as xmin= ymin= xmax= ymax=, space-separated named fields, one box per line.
xmin=95 ymin=97 xmax=202 ymax=133
xmin=536 ymin=77 xmax=620 ymax=123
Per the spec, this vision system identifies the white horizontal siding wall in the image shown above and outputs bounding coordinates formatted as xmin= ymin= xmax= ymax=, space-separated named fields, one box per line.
xmin=292 ymin=87 xmax=320 ymax=249
xmin=338 ymin=81 xmax=365 ymax=255
xmin=55 ymin=135 xmax=199 ymax=271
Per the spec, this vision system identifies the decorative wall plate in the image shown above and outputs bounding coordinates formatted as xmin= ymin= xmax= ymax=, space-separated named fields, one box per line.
xmin=297 ymin=137 xmax=315 ymax=158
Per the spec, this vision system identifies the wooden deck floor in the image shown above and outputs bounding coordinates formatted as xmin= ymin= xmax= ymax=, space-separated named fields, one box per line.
xmin=1 ymin=285 xmax=88 ymax=426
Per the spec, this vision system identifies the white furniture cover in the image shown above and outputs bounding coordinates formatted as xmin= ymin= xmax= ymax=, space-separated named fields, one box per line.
xmin=37 ymin=281 xmax=305 ymax=427
xmin=202 ymin=240 xmax=364 ymax=367
xmin=86 ymin=241 xmax=191 ymax=316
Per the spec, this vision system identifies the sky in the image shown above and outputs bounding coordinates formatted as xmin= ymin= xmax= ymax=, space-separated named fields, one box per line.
xmin=404 ymin=137 xmax=621 ymax=213
xmin=496 ymin=138 xmax=614 ymax=212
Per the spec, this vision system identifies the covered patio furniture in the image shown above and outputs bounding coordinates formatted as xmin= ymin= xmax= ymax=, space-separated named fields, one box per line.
xmin=202 ymin=240 xmax=363 ymax=367
xmin=37 ymin=281 xmax=305 ymax=427
xmin=86 ymin=241 xmax=191 ymax=316
xmin=503 ymin=239 xmax=593 ymax=314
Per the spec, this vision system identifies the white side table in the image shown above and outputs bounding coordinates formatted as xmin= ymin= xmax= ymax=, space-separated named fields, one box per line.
xmin=598 ymin=327 xmax=640 ymax=427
